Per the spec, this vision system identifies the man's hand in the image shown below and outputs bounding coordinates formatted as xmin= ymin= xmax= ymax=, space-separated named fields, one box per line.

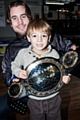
xmin=71 ymin=44 xmax=77 ymax=50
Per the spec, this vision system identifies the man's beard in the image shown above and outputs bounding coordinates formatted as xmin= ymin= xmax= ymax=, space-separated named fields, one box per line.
xmin=16 ymin=31 xmax=26 ymax=37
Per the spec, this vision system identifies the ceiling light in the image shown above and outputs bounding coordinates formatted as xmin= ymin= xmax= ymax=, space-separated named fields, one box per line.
xmin=45 ymin=2 xmax=64 ymax=5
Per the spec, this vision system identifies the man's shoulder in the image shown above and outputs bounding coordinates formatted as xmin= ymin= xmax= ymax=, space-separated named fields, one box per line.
xmin=7 ymin=37 xmax=23 ymax=48
xmin=9 ymin=37 xmax=20 ymax=44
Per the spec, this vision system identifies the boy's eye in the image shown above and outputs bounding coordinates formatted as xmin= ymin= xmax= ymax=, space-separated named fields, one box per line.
xmin=32 ymin=35 xmax=37 ymax=37
xmin=42 ymin=34 xmax=48 ymax=37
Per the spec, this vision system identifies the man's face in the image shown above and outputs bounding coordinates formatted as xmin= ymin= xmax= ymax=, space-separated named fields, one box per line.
xmin=10 ymin=6 xmax=30 ymax=36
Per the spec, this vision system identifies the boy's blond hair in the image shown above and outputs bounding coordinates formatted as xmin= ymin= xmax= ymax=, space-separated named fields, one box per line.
xmin=27 ymin=18 xmax=52 ymax=37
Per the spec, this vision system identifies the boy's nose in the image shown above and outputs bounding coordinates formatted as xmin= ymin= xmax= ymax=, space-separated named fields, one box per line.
xmin=38 ymin=36 xmax=42 ymax=42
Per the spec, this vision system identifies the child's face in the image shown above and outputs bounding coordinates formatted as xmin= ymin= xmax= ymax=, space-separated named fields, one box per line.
xmin=27 ymin=29 xmax=51 ymax=53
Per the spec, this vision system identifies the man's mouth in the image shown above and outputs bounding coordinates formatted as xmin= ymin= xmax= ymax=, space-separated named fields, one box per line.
xmin=18 ymin=25 xmax=25 ymax=31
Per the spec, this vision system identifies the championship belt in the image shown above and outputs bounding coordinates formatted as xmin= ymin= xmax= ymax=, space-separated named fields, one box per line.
xmin=25 ymin=57 xmax=65 ymax=97
xmin=8 ymin=57 xmax=65 ymax=98
xmin=8 ymin=49 xmax=80 ymax=114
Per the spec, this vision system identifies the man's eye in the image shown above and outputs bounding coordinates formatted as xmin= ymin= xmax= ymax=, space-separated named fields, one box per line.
xmin=22 ymin=15 xmax=26 ymax=18
xmin=12 ymin=17 xmax=17 ymax=20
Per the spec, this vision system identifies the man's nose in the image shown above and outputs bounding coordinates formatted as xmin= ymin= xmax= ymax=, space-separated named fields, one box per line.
xmin=18 ymin=17 xmax=23 ymax=24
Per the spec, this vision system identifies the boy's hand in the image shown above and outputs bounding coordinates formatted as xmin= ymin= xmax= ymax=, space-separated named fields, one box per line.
xmin=13 ymin=78 xmax=20 ymax=82
xmin=19 ymin=70 xmax=28 ymax=79
xmin=62 ymin=74 xmax=71 ymax=84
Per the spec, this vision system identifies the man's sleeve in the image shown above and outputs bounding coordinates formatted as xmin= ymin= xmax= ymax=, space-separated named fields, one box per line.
xmin=51 ymin=33 xmax=73 ymax=54
xmin=2 ymin=46 xmax=12 ymax=86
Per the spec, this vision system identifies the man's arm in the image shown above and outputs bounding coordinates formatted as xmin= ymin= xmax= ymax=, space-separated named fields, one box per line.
xmin=51 ymin=33 xmax=76 ymax=55
xmin=2 ymin=46 xmax=12 ymax=86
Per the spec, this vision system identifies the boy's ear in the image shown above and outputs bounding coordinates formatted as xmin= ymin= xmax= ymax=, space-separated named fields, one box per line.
xmin=27 ymin=35 xmax=31 ymax=42
xmin=49 ymin=35 xmax=51 ymax=42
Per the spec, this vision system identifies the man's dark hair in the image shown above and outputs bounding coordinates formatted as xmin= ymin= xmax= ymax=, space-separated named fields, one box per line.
xmin=7 ymin=0 xmax=32 ymax=24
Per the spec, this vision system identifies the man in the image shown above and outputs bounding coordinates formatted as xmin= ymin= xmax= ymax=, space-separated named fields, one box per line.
xmin=0 ymin=1 xmax=32 ymax=120
xmin=0 ymin=0 xmax=76 ymax=120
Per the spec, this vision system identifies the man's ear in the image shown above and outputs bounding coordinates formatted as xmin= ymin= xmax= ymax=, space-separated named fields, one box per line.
xmin=7 ymin=19 xmax=12 ymax=26
xmin=7 ymin=19 xmax=10 ymax=23
xmin=27 ymin=35 xmax=31 ymax=42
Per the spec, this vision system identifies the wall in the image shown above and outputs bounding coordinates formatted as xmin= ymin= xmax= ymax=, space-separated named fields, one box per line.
xmin=0 ymin=0 xmax=16 ymax=39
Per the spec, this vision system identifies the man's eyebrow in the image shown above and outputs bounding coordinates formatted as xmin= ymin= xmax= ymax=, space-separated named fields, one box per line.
xmin=11 ymin=15 xmax=16 ymax=19
xmin=11 ymin=13 xmax=26 ymax=19
xmin=21 ymin=13 xmax=27 ymax=16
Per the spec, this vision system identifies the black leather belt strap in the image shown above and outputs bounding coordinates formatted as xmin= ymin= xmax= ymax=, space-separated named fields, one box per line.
xmin=7 ymin=95 xmax=28 ymax=115
xmin=7 ymin=79 xmax=29 ymax=115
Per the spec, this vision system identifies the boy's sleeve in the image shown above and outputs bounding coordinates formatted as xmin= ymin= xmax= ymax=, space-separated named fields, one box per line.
xmin=11 ymin=50 xmax=23 ymax=78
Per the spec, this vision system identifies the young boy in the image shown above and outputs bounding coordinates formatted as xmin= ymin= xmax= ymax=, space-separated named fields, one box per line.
xmin=11 ymin=18 xmax=71 ymax=120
